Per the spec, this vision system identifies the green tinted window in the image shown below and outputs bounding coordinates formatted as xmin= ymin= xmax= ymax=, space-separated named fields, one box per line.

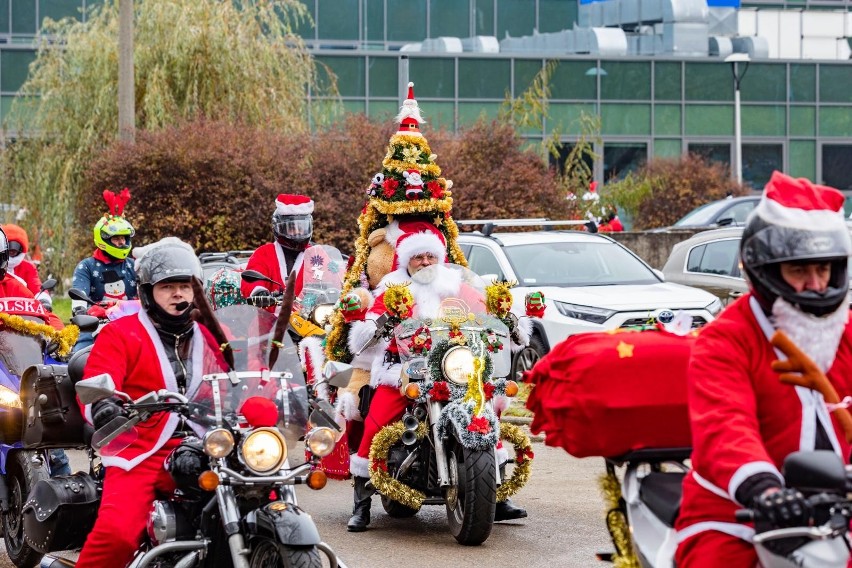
xmin=410 ymin=58 xmax=455 ymax=98
xmin=424 ymin=101 xmax=455 ymax=130
xmin=742 ymin=105 xmax=785 ymax=137
xmin=365 ymin=0 xmax=383 ymax=42
xmin=819 ymin=65 xmax=852 ymax=104
xmin=655 ymin=104 xmax=681 ymax=136
xmin=458 ymin=102 xmax=501 ymax=125
xmin=819 ymin=107 xmax=852 ymax=137
xmin=539 ymin=0 xmax=577 ymax=32
xmin=741 ymin=64 xmax=785 ymax=102
xmin=497 ymin=0 xmax=535 ymax=38
xmin=368 ymin=100 xmax=398 ymax=120
xmin=40 ymin=0 xmax=82 ymax=23
xmin=342 ymin=100 xmax=366 ymax=116
xmin=317 ymin=0 xmax=358 ymax=40
xmin=600 ymin=61 xmax=651 ymax=100
xmin=475 ymin=0 xmax=494 ymax=35
xmin=685 ymin=63 xmax=732 ymax=101
xmin=388 ymin=0 xmax=427 ymax=42
xmin=551 ymin=61 xmax=596 ymax=100
xmin=547 ymin=102 xmax=597 ymax=135
xmin=789 ymin=106 xmax=815 ymax=137
xmin=743 ymin=144 xmax=782 ymax=189
xmin=514 ymin=59 xmax=542 ymax=96
xmin=685 ymin=105 xmax=733 ymax=136
xmin=655 ymin=62 xmax=681 ymax=100
xmin=1 ymin=50 xmax=35 ymax=92
xmin=315 ymin=56 xmax=364 ymax=97
xmin=601 ymin=103 xmax=650 ymax=135
xmin=0 ymin=0 xmax=7 ymax=34
xmin=292 ymin=1 xmax=315 ymax=39
xmin=459 ymin=59 xmax=510 ymax=99
xmin=369 ymin=57 xmax=397 ymax=97
xmin=654 ymin=139 xmax=682 ymax=158
xmin=789 ymin=64 xmax=815 ymax=103
xmin=11 ymin=1 xmax=36 ymax=34
xmin=430 ymin=0 xmax=470 ymax=38
xmin=788 ymin=140 xmax=815 ymax=180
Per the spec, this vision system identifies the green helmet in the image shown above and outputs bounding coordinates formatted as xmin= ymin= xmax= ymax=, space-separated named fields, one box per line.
xmin=94 ymin=214 xmax=135 ymax=260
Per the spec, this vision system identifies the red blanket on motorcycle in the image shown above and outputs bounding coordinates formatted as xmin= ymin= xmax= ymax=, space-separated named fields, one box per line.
xmin=526 ymin=327 xmax=695 ymax=458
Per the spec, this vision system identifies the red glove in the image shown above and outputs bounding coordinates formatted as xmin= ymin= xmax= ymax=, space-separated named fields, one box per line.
xmin=87 ymin=305 xmax=108 ymax=319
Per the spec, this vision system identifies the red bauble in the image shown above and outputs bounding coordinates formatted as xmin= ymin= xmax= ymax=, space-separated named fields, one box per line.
xmin=240 ymin=396 xmax=279 ymax=427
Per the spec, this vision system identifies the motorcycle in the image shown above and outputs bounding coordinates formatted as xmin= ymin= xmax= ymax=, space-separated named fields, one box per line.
xmin=600 ymin=448 xmax=852 ymax=567
xmin=32 ymin=303 xmax=349 ymax=568
xmin=67 ymin=288 xmax=140 ymax=352
xmin=35 ymin=278 xmax=57 ymax=313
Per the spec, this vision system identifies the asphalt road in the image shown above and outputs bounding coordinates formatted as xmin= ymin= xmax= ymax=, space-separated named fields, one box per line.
xmin=0 ymin=443 xmax=613 ymax=568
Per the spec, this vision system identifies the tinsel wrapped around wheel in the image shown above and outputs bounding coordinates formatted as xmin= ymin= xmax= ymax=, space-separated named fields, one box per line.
xmin=497 ymin=422 xmax=534 ymax=501
xmin=368 ymin=420 xmax=429 ymax=510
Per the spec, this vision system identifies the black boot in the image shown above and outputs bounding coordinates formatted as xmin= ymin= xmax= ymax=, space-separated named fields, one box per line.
xmin=347 ymin=476 xmax=374 ymax=532
xmin=494 ymin=498 xmax=528 ymax=522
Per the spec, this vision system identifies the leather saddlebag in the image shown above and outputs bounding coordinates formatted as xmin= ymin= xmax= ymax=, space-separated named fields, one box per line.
xmin=22 ymin=473 xmax=99 ymax=554
xmin=20 ymin=364 xmax=87 ymax=448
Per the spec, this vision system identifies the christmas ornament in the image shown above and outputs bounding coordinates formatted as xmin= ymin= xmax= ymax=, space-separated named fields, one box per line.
xmin=525 ymin=291 xmax=546 ymax=318
xmin=403 ymin=170 xmax=425 ymax=200
xmin=410 ymin=326 xmax=432 ymax=355
xmin=383 ymin=283 xmax=413 ymax=319
xmin=486 ymin=281 xmax=516 ymax=319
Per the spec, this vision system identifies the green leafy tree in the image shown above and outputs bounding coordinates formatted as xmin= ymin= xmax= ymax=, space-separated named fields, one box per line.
xmin=0 ymin=0 xmax=332 ymax=278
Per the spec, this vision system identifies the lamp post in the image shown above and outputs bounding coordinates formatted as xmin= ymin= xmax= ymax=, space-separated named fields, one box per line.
xmin=118 ymin=0 xmax=135 ymax=143
xmin=725 ymin=53 xmax=750 ymax=185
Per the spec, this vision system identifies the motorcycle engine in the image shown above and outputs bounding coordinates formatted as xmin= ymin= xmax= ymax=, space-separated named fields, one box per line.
xmin=147 ymin=500 xmax=194 ymax=545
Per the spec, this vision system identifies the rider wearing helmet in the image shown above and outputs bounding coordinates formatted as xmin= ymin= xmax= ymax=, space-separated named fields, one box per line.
xmin=76 ymin=237 xmax=228 ymax=568
xmin=0 ymin=226 xmax=62 ymax=329
xmin=676 ymin=172 xmax=852 ymax=566
xmin=240 ymin=193 xmax=313 ymax=300
xmin=1 ymin=224 xmax=41 ymax=294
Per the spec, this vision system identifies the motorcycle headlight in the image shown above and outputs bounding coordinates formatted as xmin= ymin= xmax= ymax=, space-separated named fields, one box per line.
xmin=203 ymin=428 xmax=235 ymax=458
xmin=306 ymin=427 xmax=337 ymax=457
xmin=442 ymin=346 xmax=475 ymax=385
xmin=312 ymin=304 xmax=335 ymax=326
xmin=0 ymin=385 xmax=21 ymax=409
xmin=240 ymin=427 xmax=287 ymax=475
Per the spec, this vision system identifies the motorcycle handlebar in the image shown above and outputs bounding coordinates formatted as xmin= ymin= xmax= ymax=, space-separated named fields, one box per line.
xmin=734 ymin=509 xmax=757 ymax=523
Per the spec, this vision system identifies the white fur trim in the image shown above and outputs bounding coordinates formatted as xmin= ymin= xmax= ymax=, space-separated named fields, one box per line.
xmin=754 ymin=196 xmax=849 ymax=235
xmin=496 ymin=444 xmax=509 ymax=466
xmin=348 ymin=319 xmax=379 ymax=357
xmin=275 ymin=198 xmax=314 ymax=216
xmin=336 ymin=391 xmax=361 ymax=422
xmin=371 ymin=359 xmax=401 ymax=389
xmin=394 ymin=231 xmax=446 ymax=270
xmin=676 ymin=521 xmax=754 ymax=545
xmin=350 ymin=454 xmax=370 ymax=478
xmin=728 ymin=461 xmax=783 ymax=504
xmin=511 ymin=316 xmax=533 ymax=354
xmin=692 ymin=471 xmax=730 ymax=500
xmin=493 ymin=394 xmax=511 ymax=415
xmin=384 ymin=220 xmax=402 ymax=248
xmin=298 ymin=335 xmax=326 ymax=396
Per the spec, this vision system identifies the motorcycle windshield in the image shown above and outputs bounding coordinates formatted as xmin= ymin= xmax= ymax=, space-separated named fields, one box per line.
xmin=393 ymin=264 xmax=512 ymax=379
xmin=294 ymin=245 xmax=345 ymax=324
xmin=0 ymin=316 xmax=45 ymax=389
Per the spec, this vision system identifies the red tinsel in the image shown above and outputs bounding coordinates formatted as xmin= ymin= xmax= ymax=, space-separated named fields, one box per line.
xmin=467 ymin=416 xmax=492 ymax=434
xmin=382 ymin=178 xmax=399 ymax=198
xmin=371 ymin=458 xmax=388 ymax=472
xmin=516 ymin=447 xmax=535 ymax=465
xmin=428 ymin=381 xmax=451 ymax=402
xmin=483 ymin=382 xmax=495 ymax=401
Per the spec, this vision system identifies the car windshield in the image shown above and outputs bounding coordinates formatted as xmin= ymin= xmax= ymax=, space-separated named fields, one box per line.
xmin=503 ymin=241 xmax=660 ymax=287
xmin=673 ymin=200 xmax=730 ymax=227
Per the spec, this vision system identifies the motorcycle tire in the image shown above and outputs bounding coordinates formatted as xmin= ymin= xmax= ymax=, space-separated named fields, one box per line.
xmin=249 ymin=537 xmax=321 ymax=568
xmin=3 ymin=451 xmax=49 ymax=567
xmin=444 ymin=432 xmax=496 ymax=546
xmin=381 ymin=494 xmax=419 ymax=518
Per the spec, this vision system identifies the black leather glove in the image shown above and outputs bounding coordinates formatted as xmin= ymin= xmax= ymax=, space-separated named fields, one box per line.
xmin=92 ymin=397 xmax=127 ymax=430
xmin=753 ymin=487 xmax=811 ymax=528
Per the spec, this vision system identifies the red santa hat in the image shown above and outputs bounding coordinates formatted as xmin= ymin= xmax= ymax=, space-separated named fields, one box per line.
xmin=395 ymin=82 xmax=425 ymax=137
xmin=275 ymin=194 xmax=314 ymax=216
xmin=753 ymin=171 xmax=846 ymax=232
xmin=392 ymin=220 xmax=447 ymax=270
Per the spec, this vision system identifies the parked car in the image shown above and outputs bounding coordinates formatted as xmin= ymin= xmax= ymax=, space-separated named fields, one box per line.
xmin=652 ymin=195 xmax=760 ymax=232
xmin=456 ymin=230 xmax=723 ymax=378
xmin=198 ymin=250 xmax=253 ymax=281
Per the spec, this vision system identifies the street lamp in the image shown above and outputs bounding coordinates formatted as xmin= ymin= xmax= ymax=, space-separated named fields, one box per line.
xmin=725 ymin=53 xmax=750 ymax=185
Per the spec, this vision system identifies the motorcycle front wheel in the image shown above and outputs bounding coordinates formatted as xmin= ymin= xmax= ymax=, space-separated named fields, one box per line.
xmin=444 ymin=432 xmax=496 ymax=546
xmin=249 ymin=537 xmax=321 ymax=568
xmin=3 ymin=451 xmax=49 ymax=567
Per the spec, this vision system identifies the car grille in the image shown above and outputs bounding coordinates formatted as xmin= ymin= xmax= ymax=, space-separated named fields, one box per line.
xmin=619 ymin=316 xmax=708 ymax=329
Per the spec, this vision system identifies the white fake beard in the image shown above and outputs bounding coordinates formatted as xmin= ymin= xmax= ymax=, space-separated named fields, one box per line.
xmin=771 ymin=297 xmax=849 ymax=373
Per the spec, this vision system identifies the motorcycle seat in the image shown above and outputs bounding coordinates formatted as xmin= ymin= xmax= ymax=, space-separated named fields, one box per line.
xmin=67 ymin=345 xmax=93 ymax=384
xmin=639 ymin=471 xmax=684 ymax=528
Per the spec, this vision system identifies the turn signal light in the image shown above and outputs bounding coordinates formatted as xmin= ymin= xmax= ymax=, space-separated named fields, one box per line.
xmin=306 ymin=470 xmax=328 ymax=490
xmin=505 ymin=380 xmax=519 ymax=397
xmin=404 ymin=383 xmax=421 ymax=399
xmin=198 ymin=470 xmax=220 ymax=491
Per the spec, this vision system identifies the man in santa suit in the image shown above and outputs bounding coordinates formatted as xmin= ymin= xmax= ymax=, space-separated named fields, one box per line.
xmin=0 ymin=227 xmax=62 ymax=330
xmin=241 ymin=193 xmax=313 ymax=301
xmin=675 ymin=172 xmax=852 ymax=566
xmin=345 ymin=221 xmax=529 ymax=532
xmin=75 ymin=238 xmax=228 ymax=568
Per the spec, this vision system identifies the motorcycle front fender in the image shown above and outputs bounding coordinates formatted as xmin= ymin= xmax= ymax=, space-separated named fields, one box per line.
xmin=244 ymin=502 xmax=322 ymax=546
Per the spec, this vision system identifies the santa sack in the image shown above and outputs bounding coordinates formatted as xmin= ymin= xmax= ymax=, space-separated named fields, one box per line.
xmin=526 ymin=328 xmax=695 ymax=458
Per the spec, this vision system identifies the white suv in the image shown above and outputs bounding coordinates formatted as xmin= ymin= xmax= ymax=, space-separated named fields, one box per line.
xmin=457 ymin=230 xmax=722 ymax=378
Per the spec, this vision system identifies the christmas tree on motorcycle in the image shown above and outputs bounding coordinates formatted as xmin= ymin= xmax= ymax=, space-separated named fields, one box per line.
xmin=324 ymin=82 xmax=468 ymax=364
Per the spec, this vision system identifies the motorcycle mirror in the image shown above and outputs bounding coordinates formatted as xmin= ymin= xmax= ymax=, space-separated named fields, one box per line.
xmin=309 ymin=399 xmax=342 ymax=432
xmin=41 ymin=278 xmax=57 ymax=292
xmin=75 ymin=373 xmax=125 ymax=405
xmin=321 ymin=361 xmax=354 ymax=389
xmin=241 ymin=270 xmax=282 ymax=287
xmin=782 ymin=450 xmax=846 ymax=493
xmin=68 ymin=288 xmax=96 ymax=305
xmin=70 ymin=314 xmax=100 ymax=333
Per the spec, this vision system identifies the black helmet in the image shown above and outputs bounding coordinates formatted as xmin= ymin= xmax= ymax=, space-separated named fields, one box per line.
xmin=272 ymin=194 xmax=313 ymax=252
xmin=740 ymin=172 xmax=852 ymax=317
xmin=165 ymin=437 xmax=209 ymax=498
xmin=0 ymin=227 xmax=8 ymax=280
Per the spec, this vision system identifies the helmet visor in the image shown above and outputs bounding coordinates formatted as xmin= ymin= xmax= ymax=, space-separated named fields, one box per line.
xmin=742 ymin=223 xmax=852 ymax=268
xmin=273 ymin=215 xmax=312 ymax=241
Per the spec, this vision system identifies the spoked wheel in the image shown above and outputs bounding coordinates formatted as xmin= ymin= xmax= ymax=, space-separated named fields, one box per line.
xmin=249 ymin=537 xmax=321 ymax=568
xmin=444 ymin=431 xmax=496 ymax=546
xmin=511 ymin=335 xmax=546 ymax=380
xmin=3 ymin=452 xmax=49 ymax=568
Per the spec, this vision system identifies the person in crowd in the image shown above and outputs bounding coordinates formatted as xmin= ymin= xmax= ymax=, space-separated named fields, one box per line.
xmin=241 ymin=193 xmax=313 ymax=301
xmin=675 ymin=172 xmax=852 ymax=566
xmin=1 ymin=224 xmax=41 ymax=294
xmin=598 ymin=210 xmax=624 ymax=233
xmin=0 ymin=227 xmax=62 ymax=330
xmin=75 ymin=237 xmax=228 ymax=568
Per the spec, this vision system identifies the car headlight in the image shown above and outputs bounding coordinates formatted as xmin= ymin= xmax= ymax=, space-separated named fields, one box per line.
xmin=442 ymin=346 xmax=475 ymax=385
xmin=306 ymin=427 xmax=337 ymax=457
xmin=240 ymin=427 xmax=287 ymax=475
xmin=203 ymin=428 xmax=235 ymax=458
xmin=312 ymin=304 xmax=335 ymax=326
xmin=0 ymin=385 xmax=21 ymax=409
xmin=706 ymin=297 xmax=723 ymax=316
xmin=554 ymin=301 xmax=616 ymax=324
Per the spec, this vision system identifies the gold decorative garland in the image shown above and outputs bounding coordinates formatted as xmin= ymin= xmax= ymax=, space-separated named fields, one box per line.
xmin=599 ymin=470 xmax=640 ymax=568
xmin=369 ymin=420 xmax=428 ymax=510
xmin=497 ymin=422 xmax=534 ymax=501
xmin=0 ymin=313 xmax=80 ymax=358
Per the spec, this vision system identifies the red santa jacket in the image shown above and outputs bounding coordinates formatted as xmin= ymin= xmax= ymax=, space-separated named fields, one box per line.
xmin=0 ymin=276 xmax=62 ymax=330
xmin=9 ymin=259 xmax=41 ymax=295
xmin=241 ymin=242 xmax=305 ymax=299
xmin=80 ymin=310 xmax=225 ymax=471
xmin=675 ymin=294 xmax=852 ymax=546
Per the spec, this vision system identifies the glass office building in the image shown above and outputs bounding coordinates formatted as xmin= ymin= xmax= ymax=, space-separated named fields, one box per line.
xmin=1 ymin=0 xmax=850 ymax=189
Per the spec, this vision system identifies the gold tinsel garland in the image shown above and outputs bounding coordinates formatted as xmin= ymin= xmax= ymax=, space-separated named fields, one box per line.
xmin=0 ymin=313 xmax=80 ymax=358
xmin=369 ymin=420 xmax=429 ymax=510
xmin=389 ymin=133 xmax=433 ymax=155
xmin=497 ymin=422 xmax=534 ymax=501
xmin=599 ymin=470 xmax=640 ymax=568
xmin=383 ymin=160 xmax=443 ymax=179
xmin=368 ymin=196 xmax=454 ymax=216
xmin=485 ymin=281 xmax=517 ymax=319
